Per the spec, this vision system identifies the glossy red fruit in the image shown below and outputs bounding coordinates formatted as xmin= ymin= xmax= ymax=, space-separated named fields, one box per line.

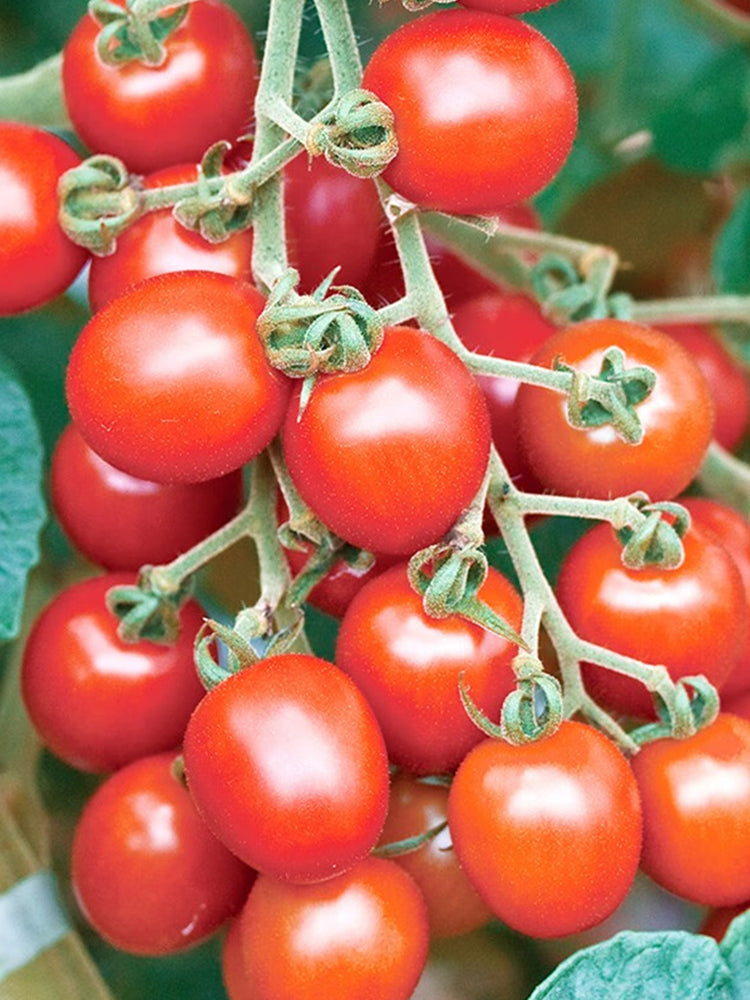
xmin=21 ymin=574 xmax=205 ymax=772
xmin=222 ymin=916 xmax=252 ymax=1000
xmin=699 ymin=904 xmax=747 ymax=942
xmin=72 ymin=753 xmax=253 ymax=954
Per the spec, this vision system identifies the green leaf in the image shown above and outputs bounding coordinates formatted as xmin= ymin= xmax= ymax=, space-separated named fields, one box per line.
xmin=720 ymin=909 xmax=750 ymax=998
xmin=713 ymin=190 xmax=750 ymax=295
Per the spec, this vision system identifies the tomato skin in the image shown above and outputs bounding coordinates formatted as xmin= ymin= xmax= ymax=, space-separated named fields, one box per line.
xmin=336 ymin=563 xmax=522 ymax=774
xmin=632 ymin=714 xmax=750 ymax=906
xmin=21 ymin=574 xmax=205 ymax=772
xmin=0 ymin=122 xmax=88 ymax=316
xmin=362 ymin=11 xmax=577 ymax=214
xmin=62 ymin=0 xmax=258 ymax=174
xmin=235 ymin=858 xmax=429 ymax=1000
xmin=66 ymin=271 xmax=290 ymax=484
xmin=222 ymin=916 xmax=252 ymax=1000
xmin=282 ymin=326 xmax=491 ymax=556
xmin=516 ymin=319 xmax=715 ymax=500
xmin=699 ymin=904 xmax=747 ymax=942
xmin=182 ymin=654 xmax=390 ymax=883
xmin=72 ymin=753 xmax=253 ymax=955
xmin=448 ymin=721 xmax=643 ymax=938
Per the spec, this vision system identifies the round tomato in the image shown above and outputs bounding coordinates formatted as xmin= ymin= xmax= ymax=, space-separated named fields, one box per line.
xmin=362 ymin=11 xmax=577 ymax=213
xmin=632 ymin=714 xmax=750 ymax=906
xmin=516 ymin=319 xmax=715 ymax=500
xmin=62 ymin=0 xmax=258 ymax=174
xmin=183 ymin=653 xmax=390 ymax=882
xmin=282 ymin=325 xmax=491 ymax=555
xmin=21 ymin=574 xmax=205 ymax=772
xmin=699 ymin=904 xmax=747 ymax=942
xmin=556 ymin=521 xmax=746 ymax=719
xmin=222 ymin=916 xmax=252 ymax=1000
xmin=72 ymin=753 xmax=253 ymax=954
xmin=336 ymin=563 xmax=522 ymax=774
xmin=0 ymin=122 xmax=88 ymax=316
xmin=448 ymin=721 xmax=643 ymax=938
xmin=66 ymin=271 xmax=290 ymax=484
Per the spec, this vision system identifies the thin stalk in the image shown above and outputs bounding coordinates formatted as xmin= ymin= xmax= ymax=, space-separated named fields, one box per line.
xmin=313 ymin=0 xmax=364 ymax=94
xmin=630 ymin=294 xmax=750 ymax=326
xmin=0 ymin=55 xmax=69 ymax=129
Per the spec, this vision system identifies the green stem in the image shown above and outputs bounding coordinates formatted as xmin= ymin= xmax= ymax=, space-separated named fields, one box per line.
xmin=697 ymin=441 xmax=750 ymax=518
xmin=629 ymin=294 xmax=750 ymax=326
xmin=245 ymin=453 xmax=290 ymax=612
xmin=313 ymin=0 xmax=364 ymax=94
xmin=0 ymin=54 xmax=70 ymax=129
xmin=256 ymin=94 xmax=314 ymax=144
xmin=376 ymin=297 xmax=415 ymax=326
xmin=129 ymin=0 xmax=198 ymax=19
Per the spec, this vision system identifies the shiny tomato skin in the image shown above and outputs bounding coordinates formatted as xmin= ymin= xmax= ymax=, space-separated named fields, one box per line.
xmin=362 ymin=11 xmax=577 ymax=214
xmin=0 ymin=123 xmax=88 ymax=316
xmin=516 ymin=319 xmax=715 ymax=500
xmin=448 ymin=721 xmax=643 ymax=938
xmin=21 ymin=574 xmax=205 ymax=772
xmin=336 ymin=563 xmax=522 ymax=774
xmin=182 ymin=654 xmax=390 ymax=882
xmin=222 ymin=916 xmax=252 ymax=1000
xmin=235 ymin=858 xmax=429 ymax=1000
xmin=282 ymin=326 xmax=491 ymax=556
xmin=62 ymin=0 xmax=258 ymax=174
xmin=66 ymin=271 xmax=290 ymax=484
xmin=633 ymin=714 xmax=750 ymax=906
xmin=72 ymin=753 xmax=253 ymax=954
xmin=556 ymin=522 xmax=746 ymax=719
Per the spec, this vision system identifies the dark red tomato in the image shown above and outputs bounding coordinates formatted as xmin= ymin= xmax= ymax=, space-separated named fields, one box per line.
xmin=66 ymin=271 xmax=290 ymax=484
xmin=657 ymin=323 xmax=749 ymax=452
xmin=282 ymin=326 xmax=491 ymax=555
xmin=336 ymin=563 xmax=522 ymax=774
xmin=378 ymin=774 xmax=491 ymax=938
xmin=721 ymin=0 xmax=750 ymax=14
xmin=449 ymin=721 xmax=642 ymax=938
xmin=516 ymin=319 xmax=715 ymax=500
xmin=0 ymin=122 xmax=88 ymax=315
xmin=72 ymin=753 xmax=253 ymax=954
xmin=62 ymin=0 xmax=258 ymax=174
xmin=362 ymin=11 xmax=577 ymax=213
xmin=556 ymin=522 xmax=746 ymax=719
xmin=183 ymin=653 xmax=390 ymax=882
xmin=699 ymin=904 xmax=747 ymax=942
xmin=235 ymin=858 xmax=429 ymax=1000
xmin=633 ymin=714 xmax=750 ymax=906
xmin=21 ymin=574 xmax=205 ymax=772
xmin=458 ymin=0 xmax=561 ymax=11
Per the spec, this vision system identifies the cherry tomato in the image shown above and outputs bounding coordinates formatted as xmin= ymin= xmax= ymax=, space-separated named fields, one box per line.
xmin=21 ymin=574 xmax=205 ymax=772
xmin=721 ymin=0 xmax=750 ymax=14
xmin=448 ymin=721 xmax=643 ymax=938
xmin=699 ymin=904 xmax=747 ymax=942
xmin=282 ymin=326 xmax=491 ymax=555
xmin=234 ymin=858 xmax=429 ymax=1000
xmin=72 ymin=753 xmax=253 ymax=954
xmin=458 ymin=0 xmax=560 ymax=9
xmin=336 ymin=563 xmax=522 ymax=774
xmin=66 ymin=271 xmax=290 ymax=484
xmin=62 ymin=0 xmax=258 ymax=174
xmin=183 ymin=653 xmax=390 ymax=882
xmin=222 ymin=916 xmax=252 ymax=1000
xmin=632 ymin=714 xmax=750 ymax=906
xmin=556 ymin=521 xmax=746 ymax=719
xmin=0 ymin=122 xmax=88 ymax=316
xmin=362 ymin=11 xmax=577 ymax=213
xmin=516 ymin=319 xmax=715 ymax=500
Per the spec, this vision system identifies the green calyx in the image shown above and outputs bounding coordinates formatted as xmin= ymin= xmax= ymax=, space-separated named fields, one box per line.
xmin=89 ymin=0 xmax=188 ymax=67
xmin=306 ymin=89 xmax=398 ymax=178
xmin=106 ymin=567 xmax=193 ymax=645
xmin=631 ymin=675 xmax=720 ymax=746
xmin=172 ymin=142 xmax=253 ymax=243
xmin=616 ymin=498 xmax=689 ymax=570
xmin=58 ymin=154 xmax=143 ymax=256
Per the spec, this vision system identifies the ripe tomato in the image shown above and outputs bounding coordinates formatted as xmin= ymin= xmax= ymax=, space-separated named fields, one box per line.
xmin=66 ymin=271 xmax=290 ymax=484
xmin=336 ymin=563 xmax=522 ymax=774
xmin=556 ymin=521 xmax=746 ymax=719
xmin=516 ymin=319 xmax=715 ymax=500
xmin=458 ymin=0 xmax=560 ymax=9
xmin=222 ymin=916 xmax=252 ymax=1000
xmin=699 ymin=904 xmax=747 ymax=942
xmin=72 ymin=753 xmax=253 ymax=954
xmin=0 ymin=122 xmax=88 ymax=316
xmin=21 ymin=574 xmax=205 ymax=772
xmin=282 ymin=326 xmax=491 ymax=555
xmin=448 ymin=721 xmax=643 ymax=938
xmin=182 ymin=653 xmax=390 ymax=882
xmin=234 ymin=858 xmax=429 ymax=1000
xmin=62 ymin=0 xmax=258 ymax=174
xmin=632 ymin=714 xmax=750 ymax=906
xmin=362 ymin=11 xmax=577 ymax=213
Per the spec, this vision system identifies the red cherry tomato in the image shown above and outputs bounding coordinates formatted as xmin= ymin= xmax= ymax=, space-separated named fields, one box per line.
xmin=21 ymin=574 xmax=205 ymax=772
xmin=0 ymin=122 xmax=88 ymax=315
xmin=234 ymin=858 xmax=429 ymax=1000
xmin=699 ymin=904 xmax=747 ymax=942
xmin=556 ymin=522 xmax=746 ymax=719
xmin=183 ymin=653 xmax=390 ymax=882
xmin=72 ymin=753 xmax=253 ymax=954
xmin=282 ymin=326 xmax=491 ymax=555
xmin=62 ymin=0 xmax=258 ymax=174
xmin=336 ymin=563 xmax=522 ymax=774
xmin=721 ymin=0 xmax=750 ymax=14
xmin=448 ymin=721 xmax=643 ymax=938
xmin=516 ymin=319 xmax=715 ymax=500
xmin=632 ymin=714 xmax=750 ymax=906
xmin=222 ymin=916 xmax=252 ymax=1000
xmin=66 ymin=271 xmax=290 ymax=484
xmin=362 ymin=11 xmax=577 ymax=213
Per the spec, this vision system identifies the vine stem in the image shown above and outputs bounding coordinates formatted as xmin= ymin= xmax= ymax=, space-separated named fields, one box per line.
xmin=629 ymin=294 xmax=750 ymax=326
xmin=697 ymin=441 xmax=750 ymax=518
xmin=0 ymin=54 xmax=70 ymax=129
